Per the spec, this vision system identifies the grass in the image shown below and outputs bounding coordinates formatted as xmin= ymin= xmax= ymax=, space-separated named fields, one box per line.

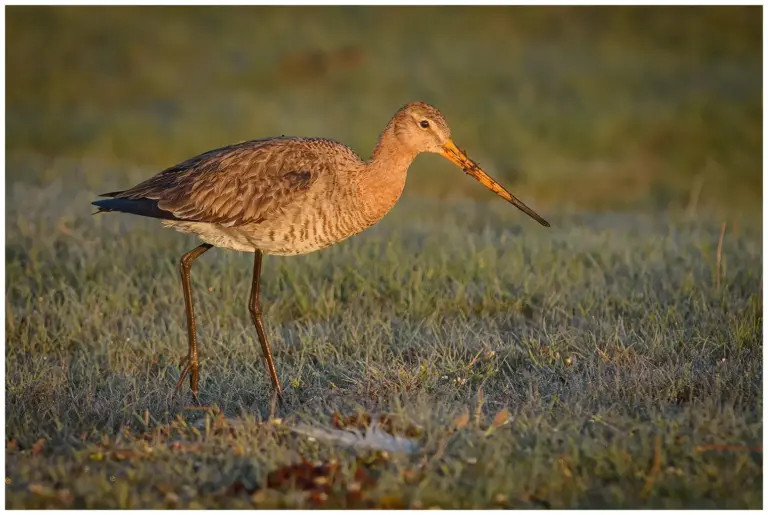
xmin=5 ymin=163 xmax=763 ymax=508
xmin=5 ymin=5 xmax=763 ymax=509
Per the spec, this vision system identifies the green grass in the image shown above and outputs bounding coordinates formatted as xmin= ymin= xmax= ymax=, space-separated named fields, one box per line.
xmin=5 ymin=5 xmax=763 ymax=509
xmin=6 ymin=162 xmax=763 ymax=508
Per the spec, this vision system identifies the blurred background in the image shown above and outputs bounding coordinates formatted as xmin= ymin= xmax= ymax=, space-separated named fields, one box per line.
xmin=6 ymin=5 xmax=762 ymax=217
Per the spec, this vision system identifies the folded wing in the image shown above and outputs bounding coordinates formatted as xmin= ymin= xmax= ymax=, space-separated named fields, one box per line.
xmin=102 ymin=138 xmax=321 ymax=227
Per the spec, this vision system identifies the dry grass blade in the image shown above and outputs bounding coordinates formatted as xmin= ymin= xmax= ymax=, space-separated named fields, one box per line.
xmin=474 ymin=388 xmax=484 ymax=429
xmin=491 ymin=408 xmax=511 ymax=429
xmin=716 ymin=221 xmax=727 ymax=289
xmin=452 ymin=408 xmax=470 ymax=431
xmin=695 ymin=444 xmax=763 ymax=453
xmin=641 ymin=434 xmax=663 ymax=497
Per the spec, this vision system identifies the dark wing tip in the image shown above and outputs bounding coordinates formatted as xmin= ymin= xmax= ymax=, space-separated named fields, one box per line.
xmin=90 ymin=197 xmax=183 ymax=221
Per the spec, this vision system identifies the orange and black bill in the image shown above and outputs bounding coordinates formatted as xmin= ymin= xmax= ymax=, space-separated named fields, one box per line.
xmin=441 ymin=140 xmax=550 ymax=227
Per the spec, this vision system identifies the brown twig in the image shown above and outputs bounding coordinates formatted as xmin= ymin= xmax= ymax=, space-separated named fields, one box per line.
xmin=465 ymin=349 xmax=484 ymax=371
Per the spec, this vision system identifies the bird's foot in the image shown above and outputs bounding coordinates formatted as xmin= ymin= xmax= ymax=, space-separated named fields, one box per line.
xmin=175 ymin=355 xmax=200 ymax=401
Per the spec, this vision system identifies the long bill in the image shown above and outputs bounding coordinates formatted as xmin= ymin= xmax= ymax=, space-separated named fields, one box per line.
xmin=441 ymin=140 xmax=550 ymax=228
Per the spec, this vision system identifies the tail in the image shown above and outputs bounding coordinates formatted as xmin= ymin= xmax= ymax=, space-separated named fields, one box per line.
xmin=91 ymin=191 xmax=183 ymax=221
xmin=91 ymin=191 xmax=123 ymax=216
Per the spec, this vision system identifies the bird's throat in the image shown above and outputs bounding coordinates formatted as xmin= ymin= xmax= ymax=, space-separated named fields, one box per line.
xmin=358 ymin=131 xmax=416 ymax=226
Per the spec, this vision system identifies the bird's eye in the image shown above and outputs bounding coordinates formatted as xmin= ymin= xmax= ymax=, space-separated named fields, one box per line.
xmin=419 ymin=120 xmax=430 ymax=129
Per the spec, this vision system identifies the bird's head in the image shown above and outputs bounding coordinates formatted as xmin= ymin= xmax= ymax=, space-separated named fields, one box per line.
xmin=391 ymin=101 xmax=453 ymax=155
xmin=392 ymin=101 xmax=550 ymax=227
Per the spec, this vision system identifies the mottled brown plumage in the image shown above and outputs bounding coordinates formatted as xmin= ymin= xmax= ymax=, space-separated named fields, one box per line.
xmin=92 ymin=101 xmax=549 ymax=402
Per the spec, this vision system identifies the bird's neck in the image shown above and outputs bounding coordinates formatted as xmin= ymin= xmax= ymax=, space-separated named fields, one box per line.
xmin=356 ymin=128 xmax=417 ymax=223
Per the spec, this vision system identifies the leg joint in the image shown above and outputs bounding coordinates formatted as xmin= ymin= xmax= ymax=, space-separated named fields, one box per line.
xmin=180 ymin=244 xmax=212 ymax=273
xmin=248 ymin=297 xmax=262 ymax=317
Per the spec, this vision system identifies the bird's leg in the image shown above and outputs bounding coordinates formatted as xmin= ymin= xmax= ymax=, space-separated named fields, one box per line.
xmin=175 ymin=243 xmax=213 ymax=401
xmin=248 ymin=250 xmax=283 ymax=403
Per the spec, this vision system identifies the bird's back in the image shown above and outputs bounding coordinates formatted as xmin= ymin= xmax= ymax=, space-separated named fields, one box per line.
xmin=93 ymin=136 xmax=394 ymax=255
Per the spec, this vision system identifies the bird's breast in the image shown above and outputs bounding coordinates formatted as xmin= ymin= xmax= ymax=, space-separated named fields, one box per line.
xmin=164 ymin=165 xmax=407 ymax=256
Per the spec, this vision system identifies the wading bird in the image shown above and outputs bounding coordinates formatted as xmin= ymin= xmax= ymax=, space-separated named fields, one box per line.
xmin=92 ymin=102 xmax=549 ymax=402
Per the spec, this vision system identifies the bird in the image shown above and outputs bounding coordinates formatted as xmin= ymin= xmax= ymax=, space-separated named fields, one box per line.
xmin=92 ymin=101 xmax=550 ymax=403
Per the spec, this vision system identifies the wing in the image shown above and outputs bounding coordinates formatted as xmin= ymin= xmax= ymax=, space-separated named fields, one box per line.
xmin=111 ymin=138 xmax=325 ymax=227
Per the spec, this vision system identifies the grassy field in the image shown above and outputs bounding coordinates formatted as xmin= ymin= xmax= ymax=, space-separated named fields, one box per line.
xmin=5 ymin=5 xmax=763 ymax=509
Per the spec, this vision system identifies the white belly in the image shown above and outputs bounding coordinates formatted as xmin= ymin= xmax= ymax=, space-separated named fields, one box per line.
xmin=162 ymin=220 xmax=343 ymax=256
